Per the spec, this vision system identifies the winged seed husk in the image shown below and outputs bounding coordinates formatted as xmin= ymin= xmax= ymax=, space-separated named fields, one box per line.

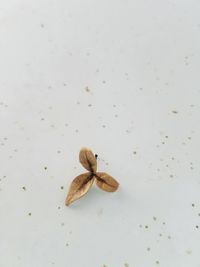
xmin=79 ymin=148 xmax=97 ymax=172
xmin=95 ymin=172 xmax=119 ymax=192
xmin=65 ymin=173 xmax=94 ymax=206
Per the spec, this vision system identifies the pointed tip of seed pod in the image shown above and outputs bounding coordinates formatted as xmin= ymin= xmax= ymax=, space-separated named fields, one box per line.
xmin=65 ymin=197 xmax=71 ymax=206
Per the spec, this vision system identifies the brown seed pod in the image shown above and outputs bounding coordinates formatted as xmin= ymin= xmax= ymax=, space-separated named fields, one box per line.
xmin=95 ymin=172 xmax=119 ymax=192
xmin=79 ymin=147 xmax=97 ymax=173
xmin=65 ymin=148 xmax=119 ymax=206
xmin=65 ymin=173 xmax=94 ymax=206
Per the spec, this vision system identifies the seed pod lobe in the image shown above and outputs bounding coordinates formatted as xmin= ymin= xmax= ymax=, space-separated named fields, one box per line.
xmin=65 ymin=173 xmax=94 ymax=206
xmin=79 ymin=147 xmax=97 ymax=172
xmin=95 ymin=172 xmax=119 ymax=192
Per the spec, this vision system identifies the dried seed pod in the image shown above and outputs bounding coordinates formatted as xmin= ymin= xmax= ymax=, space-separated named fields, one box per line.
xmin=95 ymin=172 xmax=119 ymax=192
xmin=79 ymin=147 xmax=97 ymax=173
xmin=65 ymin=173 xmax=94 ymax=206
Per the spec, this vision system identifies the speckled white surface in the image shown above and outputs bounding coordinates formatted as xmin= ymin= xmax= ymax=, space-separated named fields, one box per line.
xmin=0 ymin=1 xmax=200 ymax=267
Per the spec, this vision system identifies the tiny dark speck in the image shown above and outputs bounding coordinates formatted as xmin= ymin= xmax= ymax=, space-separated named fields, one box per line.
xmin=60 ymin=186 xmax=64 ymax=190
xmin=44 ymin=167 xmax=47 ymax=170
xmin=28 ymin=213 xmax=32 ymax=216
xmin=40 ymin=24 xmax=44 ymax=28
xmin=196 ymin=225 xmax=199 ymax=229
xmin=192 ymin=203 xmax=195 ymax=207
xmin=172 ymin=110 xmax=178 ymax=114
xmin=145 ymin=225 xmax=149 ymax=229
xmin=85 ymin=86 xmax=90 ymax=92
xmin=22 ymin=186 xmax=26 ymax=191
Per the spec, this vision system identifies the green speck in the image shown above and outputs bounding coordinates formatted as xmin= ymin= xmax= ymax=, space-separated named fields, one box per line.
xmin=28 ymin=212 xmax=32 ymax=216
xmin=60 ymin=186 xmax=64 ymax=190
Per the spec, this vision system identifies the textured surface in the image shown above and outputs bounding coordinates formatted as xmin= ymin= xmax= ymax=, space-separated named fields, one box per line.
xmin=0 ymin=0 xmax=200 ymax=267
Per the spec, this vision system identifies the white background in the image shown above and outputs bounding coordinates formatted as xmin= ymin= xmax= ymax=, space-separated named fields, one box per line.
xmin=0 ymin=0 xmax=200 ymax=267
